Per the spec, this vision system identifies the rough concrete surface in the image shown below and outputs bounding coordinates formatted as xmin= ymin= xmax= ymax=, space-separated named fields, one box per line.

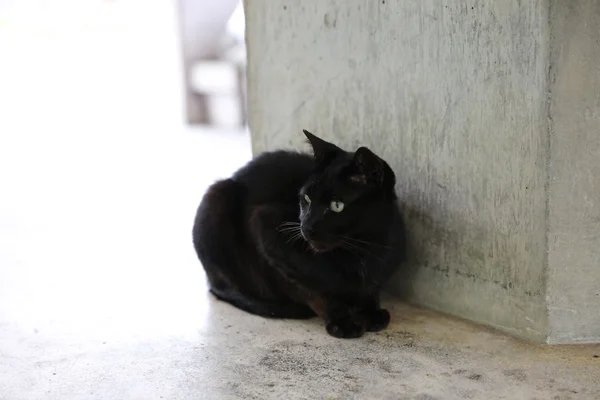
xmin=546 ymin=0 xmax=600 ymax=344
xmin=246 ymin=0 xmax=549 ymax=342
xmin=246 ymin=0 xmax=600 ymax=343
xmin=3 ymin=298 xmax=600 ymax=400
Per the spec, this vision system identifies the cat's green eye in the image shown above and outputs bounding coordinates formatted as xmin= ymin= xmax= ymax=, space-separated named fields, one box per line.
xmin=330 ymin=200 xmax=345 ymax=213
xmin=303 ymin=194 xmax=311 ymax=204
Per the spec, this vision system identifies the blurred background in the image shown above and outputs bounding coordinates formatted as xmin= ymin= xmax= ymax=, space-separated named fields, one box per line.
xmin=0 ymin=0 xmax=250 ymax=341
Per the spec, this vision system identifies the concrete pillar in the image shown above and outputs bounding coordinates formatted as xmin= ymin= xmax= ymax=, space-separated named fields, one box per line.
xmin=245 ymin=0 xmax=600 ymax=343
xmin=546 ymin=1 xmax=600 ymax=344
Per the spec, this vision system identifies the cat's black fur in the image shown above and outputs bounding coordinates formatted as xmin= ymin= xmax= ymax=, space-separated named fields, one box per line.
xmin=192 ymin=130 xmax=405 ymax=338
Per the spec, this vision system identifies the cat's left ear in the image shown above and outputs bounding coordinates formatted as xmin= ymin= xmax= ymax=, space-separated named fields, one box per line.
xmin=303 ymin=129 xmax=343 ymax=163
xmin=349 ymin=147 xmax=385 ymax=185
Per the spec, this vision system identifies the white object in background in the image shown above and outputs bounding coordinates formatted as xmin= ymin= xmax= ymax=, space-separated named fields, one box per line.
xmin=190 ymin=61 xmax=241 ymax=128
xmin=226 ymin=1 xmax=245 ymax=42
xmin=190 ymin=61 xmax=238 ymax=95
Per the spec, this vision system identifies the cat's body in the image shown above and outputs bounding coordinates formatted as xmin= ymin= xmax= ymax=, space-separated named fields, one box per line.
xmin=193 ymin=130 xmax=405 ymax=338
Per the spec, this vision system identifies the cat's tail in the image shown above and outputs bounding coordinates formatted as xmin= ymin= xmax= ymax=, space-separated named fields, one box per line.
xmin=209 ymin=286 xmax=316 ymax=319
xmin=193 ymin=178 xmax=315 ymax=320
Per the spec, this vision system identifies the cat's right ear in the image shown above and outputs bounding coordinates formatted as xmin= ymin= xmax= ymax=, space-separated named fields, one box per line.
xmin=348 ymin=147 xmax=385 ymax=186
xmin=303 ymin=129 xmax=342 ymax=163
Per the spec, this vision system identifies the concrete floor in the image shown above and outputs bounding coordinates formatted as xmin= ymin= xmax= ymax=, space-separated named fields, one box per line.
xmin=2 ymin=295 xmax=600 ymax=400
xmin=0 ymin=1 xmax=599 ymax=400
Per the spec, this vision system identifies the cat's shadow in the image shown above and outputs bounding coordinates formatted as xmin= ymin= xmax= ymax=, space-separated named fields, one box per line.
xmin=385 ymin=200 xmax=446 ymax=302
xmin=386 ymin=194 xmax=495 ymax=306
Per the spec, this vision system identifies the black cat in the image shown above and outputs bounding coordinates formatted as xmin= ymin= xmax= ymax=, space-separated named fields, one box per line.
xmin=192 ymin=130 xmax=405 ymax=338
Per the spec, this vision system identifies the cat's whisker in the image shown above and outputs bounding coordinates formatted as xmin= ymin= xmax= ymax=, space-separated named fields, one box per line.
xmin=340 ymin=241 xmax=358 ymax=255
xmin=339 ymin=238 xmax=386 ymax=264
xmin=286 ymin=232 xmax=303 ymax=244
xmin=283 ymin=228 xmax=306 ymax=245
xmin=340 ymin=239 xmax=368 ymax=253
xmin=278 ymin=221 xmax=301 ymax=229
xmin=277 ymin=225 xmax=301 ymax=233
xmin=340 ymin=240 xmax=368 ymax=258
xmin=278 ymin=226 xmax=301 ymax=233
xmin=340 ymin=235 xmax=391 ymax=250
xmin=338 ymin=235 xmax=389 ymax=254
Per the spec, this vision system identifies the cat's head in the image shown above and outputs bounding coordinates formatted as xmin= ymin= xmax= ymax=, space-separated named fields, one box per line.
xmin=298 ymin=129 xmax=397 ymax=253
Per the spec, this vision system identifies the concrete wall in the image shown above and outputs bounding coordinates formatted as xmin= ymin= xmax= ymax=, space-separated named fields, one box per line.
xmin=246 ymin=0 xmax=600 ymax=343
xmin=547 ymin=1 xmax=600 ymax=344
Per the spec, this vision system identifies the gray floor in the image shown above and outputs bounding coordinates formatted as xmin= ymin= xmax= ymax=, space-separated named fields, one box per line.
xmin=1 ymin=2 xmax=599 ymax=400
xmin=2 ymin=293 xmax=600 ymax=400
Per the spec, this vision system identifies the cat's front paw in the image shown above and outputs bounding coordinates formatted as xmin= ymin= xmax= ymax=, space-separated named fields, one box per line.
xmin=326 ymin=319 xmax=365 ymax=339
xmin=364 ymin=308 xmax=390 ymax=332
